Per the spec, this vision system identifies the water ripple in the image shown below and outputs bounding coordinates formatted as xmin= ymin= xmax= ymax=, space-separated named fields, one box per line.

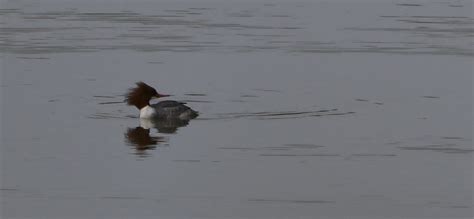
xmin=213 ymin=109 xmax=355 ymax=120
xmin=2 ymin=3 xmax=470 ymax=56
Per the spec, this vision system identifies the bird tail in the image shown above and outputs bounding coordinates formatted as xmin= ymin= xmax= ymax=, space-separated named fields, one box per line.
xmin=179 ymin=109 xmax=199 ymax=120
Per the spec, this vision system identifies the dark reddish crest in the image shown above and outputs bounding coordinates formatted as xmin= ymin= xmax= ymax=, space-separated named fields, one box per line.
xmin=125 ymin=82 xmax=159 ymax=109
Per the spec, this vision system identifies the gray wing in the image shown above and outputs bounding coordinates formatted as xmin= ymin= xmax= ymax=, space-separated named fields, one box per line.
xmin=153 ymin=100 xmax=188 ymax=108
xmin=151 ymin=100 xmax=197 ymax=119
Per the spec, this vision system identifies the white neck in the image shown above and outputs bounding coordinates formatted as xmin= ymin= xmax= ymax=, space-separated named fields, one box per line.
xmin=139 ymin=105 xmax=157 ymax=119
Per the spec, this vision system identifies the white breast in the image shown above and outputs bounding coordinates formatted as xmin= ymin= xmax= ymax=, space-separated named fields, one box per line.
xmin=139 ymin=105 xmax=157 ymax=119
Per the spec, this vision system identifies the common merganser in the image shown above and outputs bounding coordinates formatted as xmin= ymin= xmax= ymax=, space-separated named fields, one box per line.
xmin=125 ymin=82 xmax=198 ymax=120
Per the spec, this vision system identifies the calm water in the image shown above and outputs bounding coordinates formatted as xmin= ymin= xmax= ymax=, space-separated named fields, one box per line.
xmin=1 ymin=0 xmax=473 ymax=218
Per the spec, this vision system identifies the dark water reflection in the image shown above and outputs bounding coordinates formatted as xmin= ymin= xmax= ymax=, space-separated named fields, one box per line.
xmin=124 ymin=118 xmax=194 ymax=157
xmin=125 ymin=127 xmax=166 ymax=157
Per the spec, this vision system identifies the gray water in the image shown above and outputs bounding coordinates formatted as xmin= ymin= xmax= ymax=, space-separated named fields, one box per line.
xmin=1 ymin=0 xmax=473 ymax=218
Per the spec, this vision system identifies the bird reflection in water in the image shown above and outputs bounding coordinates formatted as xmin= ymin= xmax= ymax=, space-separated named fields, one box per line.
xmin=124 ymin=118 xmax=192 ymax=157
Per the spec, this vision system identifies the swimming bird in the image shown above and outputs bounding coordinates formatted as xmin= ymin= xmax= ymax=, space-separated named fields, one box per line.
xmin=125 ymin=82 xmax=198 ymax=120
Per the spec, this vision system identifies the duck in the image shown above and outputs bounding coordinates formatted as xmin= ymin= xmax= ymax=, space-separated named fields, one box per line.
xmin=125 ymin=82 xmax=198 ymax=120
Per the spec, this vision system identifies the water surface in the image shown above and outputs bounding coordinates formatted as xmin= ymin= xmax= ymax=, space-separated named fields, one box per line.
xmin=1 ymin=0 xmax=472 ymax=218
